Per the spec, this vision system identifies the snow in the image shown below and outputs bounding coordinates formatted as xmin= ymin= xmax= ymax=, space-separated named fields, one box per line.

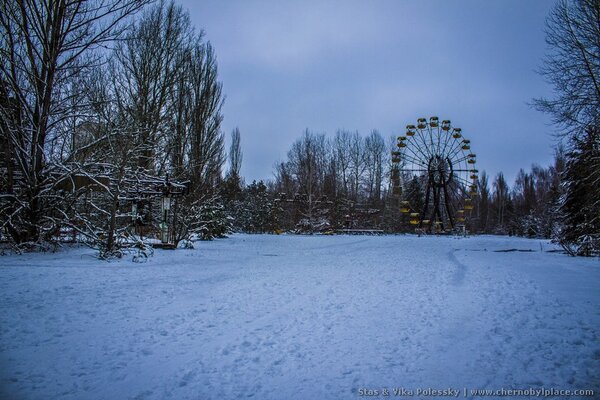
xmin=1 ymin=234 xmax=599 ymax=399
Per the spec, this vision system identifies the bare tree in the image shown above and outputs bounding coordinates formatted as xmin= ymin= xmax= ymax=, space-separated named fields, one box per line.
xmin=364 ymin=130 xmax=386 ymax=204
xmin=333 ymin=129 xmax=352 ymax=197
xmin=187 ymin=42 xmax=225 ymax=193
xmin=287 ymin=130 xmax=329 ymax=230
xmin=168 ymin=39 xmax=225 ymax=245
xmin=273 ymin=161 xmax=296 ymax=196
xmin=228 ymin=127 xmax=243 ymax=178
xmin=53 ymin=61 xmax=152 ymax=256
xmin=348 ymin=131 xmax=366 ymax=201
xmin=168 ymin=52 xmax=192 ymax=180
xmin=533 ymin=0 xmax=600 ymax=137
xmin=491 ymin=172 xmax=511 ymax=233
xmin=476 ymin=171 xmax=490 ymax=233
xmin=0 ymin=0 xmax=148 ymax=244
xmin=221 ymin=127 xmax=243 ymax=216
xmin=112 ymin=1 xmax=193 ymax=173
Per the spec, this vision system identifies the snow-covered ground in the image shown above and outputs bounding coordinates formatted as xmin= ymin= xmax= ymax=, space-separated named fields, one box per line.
xmin=0 ymin=234 xmax=598 ymax=399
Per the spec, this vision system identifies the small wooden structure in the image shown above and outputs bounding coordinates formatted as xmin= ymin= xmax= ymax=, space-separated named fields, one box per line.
xmin=52 ymin=165 xmax=187 ymax=247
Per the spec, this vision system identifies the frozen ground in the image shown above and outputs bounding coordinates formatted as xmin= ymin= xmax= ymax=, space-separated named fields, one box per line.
xmin=0 ymin=234 xmax=599 ymax=399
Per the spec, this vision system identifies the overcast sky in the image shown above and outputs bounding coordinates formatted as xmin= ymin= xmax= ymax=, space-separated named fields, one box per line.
xmin=179 ymin=0 xmax=557 ymax=185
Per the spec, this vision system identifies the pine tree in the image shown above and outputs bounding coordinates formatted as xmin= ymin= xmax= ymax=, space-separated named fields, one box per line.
xmin=194 ymin=196 xmax=231 ymax=241
xmin=239 ymin=181 xmax=275 ymax=233
xmin=558 ymin=127 xmax=600 ymax=256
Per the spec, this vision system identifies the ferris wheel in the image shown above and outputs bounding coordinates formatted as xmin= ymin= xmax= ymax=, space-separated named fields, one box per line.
xmin=391 ymin=116 xmax=478 ymax=233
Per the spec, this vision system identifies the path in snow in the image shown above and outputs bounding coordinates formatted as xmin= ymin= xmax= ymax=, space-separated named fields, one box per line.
xmin=0 ymin=234 xmax=599 ymax=399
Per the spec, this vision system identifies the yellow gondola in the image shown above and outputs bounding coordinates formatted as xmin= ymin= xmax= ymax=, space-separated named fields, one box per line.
xmin=391 ymin=151 xmax=401 ymax=156
xmin=400 ymin=207 xmax=410 ymax=213
xmin=397 ymin=142 xmax=406 ymax=148
xmin=417 ymin=118 xmax=427 ymax=129
xmin=456 ymin=217 xmax=465 ymax=222
xmin=452 ymin=128 xmax=462 ymax=138
xmin=462 ymin=144 xmax=471 ymax=150
xmin=470 ymin=174 xmax=478 ymax=180
xmin=397 ymin=136 xmax=407 ymax=141
xmin=441 ymin=120 xmax=451 ymax=131
xmin=406 ymin=125 xmax=416 ymax=136
xmin=464 ymin=204 xmax=474 ymax=210
xmin=410 ymin=213 xmax=419 ymax=218
xmin=468 ymin=158 xmax=476 ymax=164
xmin=422 ymin=219 xmax=430 ymax=224
xmin=409 ymin=219 xmax=419 ymax=225
xmin=429 ymin=116 xmax=439 ymax=127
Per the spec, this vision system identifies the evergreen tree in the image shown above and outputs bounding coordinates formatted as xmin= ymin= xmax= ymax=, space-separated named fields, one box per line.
xmin=195 ymin=196 xmax=231 ymax=241
xmin=239 ymin=181 xmax=275 ymax=233
xmin=558 ymin=127 xmax=600 ymax=256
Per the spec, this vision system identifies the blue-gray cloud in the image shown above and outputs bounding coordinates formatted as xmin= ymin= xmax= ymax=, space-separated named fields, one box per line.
xmin=180 ymin=0 xmax=557 ymax=185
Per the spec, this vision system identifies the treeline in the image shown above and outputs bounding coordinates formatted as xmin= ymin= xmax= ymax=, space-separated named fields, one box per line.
xmin=221 ymin=130 xmax=566 ymax=238
xmin=469 ymin=156 xmax=563 ymax=238
xmin=224 ymin=121 xmax=597 ymax=257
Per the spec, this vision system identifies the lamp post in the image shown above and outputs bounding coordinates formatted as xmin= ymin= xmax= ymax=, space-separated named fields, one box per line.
xmin=160 ymin=175 xmax=172 ymax=244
